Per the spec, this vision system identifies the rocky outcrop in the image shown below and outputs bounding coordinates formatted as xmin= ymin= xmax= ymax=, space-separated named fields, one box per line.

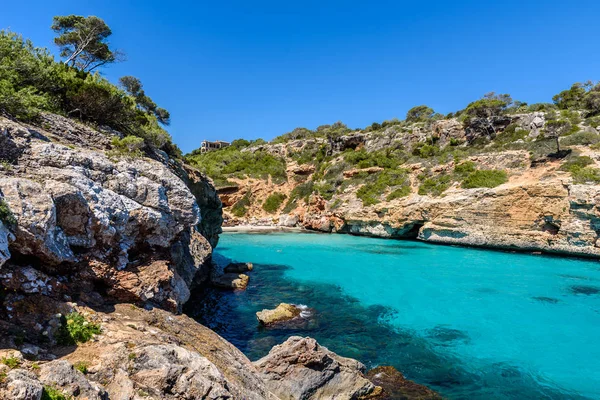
xmin=0 ymin=115 xmax=221 ymax=312
xmin=0 ymin=304 xmax=417 ymax=400
xmin=367 ymin=366 xmax=442 ymax=400
xmin=221 ymin=112 xmax=600 ymax=258
xmin=256 ymin=303 xmax=302 ymax=326
xmin=211 ymin=272 xmax=250 ymax=290
xmin=224 ymin=261 xmax=254 ymax=273
xmin=254 ymin=336 xmax=381 ymax=400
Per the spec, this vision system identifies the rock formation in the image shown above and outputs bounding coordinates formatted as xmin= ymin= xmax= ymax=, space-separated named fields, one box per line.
xmin=256 ymin=303 xmax=303 ymax=326
xmin=219 ymin=112 xmax=600 ymax=258
xmin=254 ymin=336 xmax=382 ymax=400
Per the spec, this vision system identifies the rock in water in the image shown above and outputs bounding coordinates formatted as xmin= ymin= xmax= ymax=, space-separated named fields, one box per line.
xmin=367 ymin=366 xmax=442 ymax=399
xmin=254 ymin=336 xmax=381 ymax=399
xmin=256 ymin=303 xmax=302 ymax=325
xmin=224 ymin=262 xmax=254 ymax=273
xmin=211 ymin=273 xmax=249 ymax=290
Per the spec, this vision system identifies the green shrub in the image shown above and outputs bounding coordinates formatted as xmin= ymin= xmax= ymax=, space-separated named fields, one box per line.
xmin=1 ymin=356 xmax=21 ymax=369
xmin=560 ymin=156 xmax=594 ymax=173
xmin=187 ymin=147 xmax=287 ymax=185
xmin=357 ymin=170 xmax=410 ymax=206
xmin=570 ymin=167 xmax=600 ymax=184
xmin=454 ymin=160 xmax=476 ymax=177
xmin=262 ymin=193 xmax=286 ymax=213
xmin=386 ymin=186 xmax=411 ymax=201
xmin=462 ymin=170 xmax=508 ymax=189
xmin=42 ymin=386 xmax=70 ymax=400
xmin=412 ymin=143 xmax=439 ymax=158
xmin=560 ymin=131 xmax=600 ymax=147
xmin=418 ymin=174 xmax=452 ymax=196
xmin=314 ymin=182 xmax=336 ymax=200
xmin=109 ymin=136 xmax=145 ymax=158
xmin=0 ymin=199 xmax=17 ymax=228
xmin=231 ymin=192 xmax=252 ymax=217
xmin=283 ymin=182 xmax=314 ymax=212
xmin=55 ymin=312 xmax=101 ymax=345
xmin=74 ymin=361 xmax=89 ymax=374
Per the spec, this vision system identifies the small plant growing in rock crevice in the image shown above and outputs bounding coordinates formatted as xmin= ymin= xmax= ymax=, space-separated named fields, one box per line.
xmin=0 ymin=198 xmax=17 ymax=228
xmin=1 ymin=356 xmax=21 ymax=369
xmin=42 ymin=386 xmax=71 ymax=400
xmin=55 ymin=312 xmax=101 ymax=346
xmin=74 ymin=361 xmax=89 ymax=374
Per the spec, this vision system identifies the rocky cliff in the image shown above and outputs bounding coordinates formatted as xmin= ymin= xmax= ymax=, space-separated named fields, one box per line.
xmin=217 ymin=112 xmax=600 ymax=258
xmin=0 ymin=114 xmax=433 ymax=399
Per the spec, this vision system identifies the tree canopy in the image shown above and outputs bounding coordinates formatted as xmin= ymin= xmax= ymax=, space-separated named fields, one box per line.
xmin=406 ymin=105 xmax=435 ymax=123
xmin=119 ymin=76 xmax=171 ymax=125
xmin=51 ymin=15 xmax=122 ymax=72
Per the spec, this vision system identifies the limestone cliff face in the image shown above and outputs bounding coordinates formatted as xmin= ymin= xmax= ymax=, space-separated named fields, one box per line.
xmin=0 ymin=113 xmax=222 ymax=313
xmin=221 ymin=112 xmax=600 ymax=258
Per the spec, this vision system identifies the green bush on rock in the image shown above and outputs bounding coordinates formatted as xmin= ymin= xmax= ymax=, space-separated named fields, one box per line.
xmin=462 ymin=170 xmax=508 ymax=189
xmin=263 ymin=193 xmax=287 ymax=213
xmin=55 ymin=312 xmax=101 ymax=345
xmin=0 ymin=199 xmax=17 ymax=228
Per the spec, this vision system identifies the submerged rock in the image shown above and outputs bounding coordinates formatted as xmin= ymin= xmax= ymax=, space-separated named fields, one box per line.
xmin=224 ymin=261 xmax=254 ymax=273
xmin=254 ymin=336 xmax=381 ymax=400
xmin=211 ymin=273 xmax=249 ymax=290
xmin=367 ymin=366 xmax=442 ymax=400
xmin=256 ymin=303 xmax=303 ymax=326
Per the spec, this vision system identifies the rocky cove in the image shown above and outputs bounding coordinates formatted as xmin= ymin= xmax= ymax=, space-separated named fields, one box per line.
xmin=208 ymin=112 xmax=600 ymax=259
xmin=0 ymin=114 xmax=436 ymax=399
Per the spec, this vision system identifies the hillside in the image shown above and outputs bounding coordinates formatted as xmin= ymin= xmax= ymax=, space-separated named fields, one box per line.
xmin=187 ymin=89 xmax=600 ymax=258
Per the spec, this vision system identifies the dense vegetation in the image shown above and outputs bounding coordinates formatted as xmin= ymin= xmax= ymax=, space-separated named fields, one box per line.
xmin=186 ymin=139 xmax=287 ymax=187
xmin=263 ymin=192 xmax=287 ymax=213
xmin=0 ymin=16 xmax=180 ymax=157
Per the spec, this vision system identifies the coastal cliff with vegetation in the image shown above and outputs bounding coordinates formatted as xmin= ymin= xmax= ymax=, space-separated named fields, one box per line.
xmin=188 ymin=87 xmax=600 ymax=258
xmin=0 ymin=19 xmax=440 ymax=399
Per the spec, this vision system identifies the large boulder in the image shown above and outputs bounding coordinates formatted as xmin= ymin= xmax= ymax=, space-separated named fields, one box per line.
xmin=39 ymin=360 xmax=106 ymax=399
xmin=256 ymin=303 xmax=302 ymax=326
xmin=254 ymin=336 xmax=381 ymax=399
xmin=0 ymin=369 xmax=44 ymax=400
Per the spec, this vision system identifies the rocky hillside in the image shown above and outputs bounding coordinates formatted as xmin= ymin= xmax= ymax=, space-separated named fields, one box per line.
xmin=190 ymin=101 xmax=600 ymax=258
xmin=0 ymin=114 xmax=436 ymax=399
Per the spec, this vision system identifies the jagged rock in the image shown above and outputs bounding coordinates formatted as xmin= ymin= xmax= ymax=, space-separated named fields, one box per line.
xmin=0 ymin=220 xmax=14 ymax=269
xmin=39 ymin=360 xmax=106 ymax=399
xmin=211 ymin=273 xmax=249 ymax=290
xmin=224 ymin=262 xmax=253 ymax=273
xmin=122 ymin=344 xmax=233 ymax=398
xmin=255 ymin=336 xmax=381 ymax=400
xmin=0 ymin=115 xmax=223 ymax=311
xmin=279 ymin=214 xmax=299 ymax=227
xmin=367 ymin=366 xmax=442 ymax=399
xmin=0 ymin=369 xmax=44 ymax=400
xmin=256 ymin=303 xmax=302 ymax=326
xmin=343 ymin=167 xmax=384 ymax=178
xmin=432 ymin=118 xmax=465 ymax=147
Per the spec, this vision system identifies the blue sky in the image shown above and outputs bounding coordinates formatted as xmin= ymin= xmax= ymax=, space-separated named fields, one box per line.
xmin=2 ymin=1 xmax=599 ymax=153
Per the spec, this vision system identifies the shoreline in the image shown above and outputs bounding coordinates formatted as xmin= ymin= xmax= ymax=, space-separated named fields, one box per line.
xmin=221 ymin=224 xmax=600 ymax=261
xmin=222 ymin=225 xmax=308 ymax=233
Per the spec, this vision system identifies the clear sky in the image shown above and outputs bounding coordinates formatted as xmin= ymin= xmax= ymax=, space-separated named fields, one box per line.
xmin=2 ymin=1 xmax=599 ymax=153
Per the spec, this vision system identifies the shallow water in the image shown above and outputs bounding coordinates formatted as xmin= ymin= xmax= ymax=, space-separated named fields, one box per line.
xmin=185 ymin=232 xmax=600 ymax=399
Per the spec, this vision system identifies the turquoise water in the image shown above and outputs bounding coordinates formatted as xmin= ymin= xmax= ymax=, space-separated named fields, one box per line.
xmin=185 ymin=232 xmax=600 ymax=399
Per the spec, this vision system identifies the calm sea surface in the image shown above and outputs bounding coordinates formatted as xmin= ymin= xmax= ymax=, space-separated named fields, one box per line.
xmin=185 ymin=232 xmax=600 ymax=399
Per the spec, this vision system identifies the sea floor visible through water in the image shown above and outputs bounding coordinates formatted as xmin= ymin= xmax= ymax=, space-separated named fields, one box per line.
xmin=184 ymin=232 xmax=600 ymax=399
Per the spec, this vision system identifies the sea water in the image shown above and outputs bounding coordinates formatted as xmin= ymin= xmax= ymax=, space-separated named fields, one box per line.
xmin=185 ymin=232 xmax=600 ymax=399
